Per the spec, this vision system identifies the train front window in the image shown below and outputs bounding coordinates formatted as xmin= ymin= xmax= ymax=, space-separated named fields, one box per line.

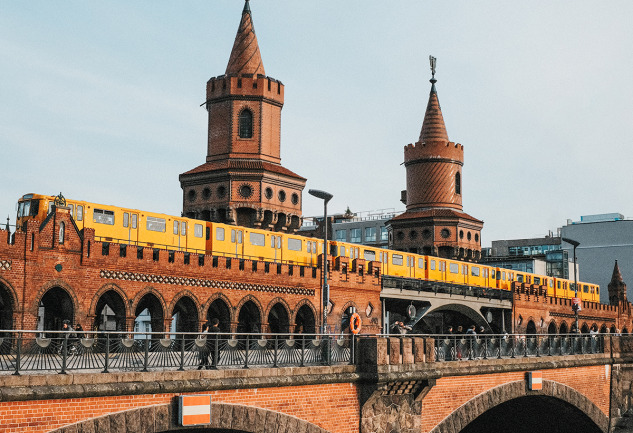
xmin=23 ymin=201 xmax=30 ymax=217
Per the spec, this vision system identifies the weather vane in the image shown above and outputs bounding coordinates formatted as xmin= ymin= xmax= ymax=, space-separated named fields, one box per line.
xmin=429 ymin=55 xmax=437 ymax=79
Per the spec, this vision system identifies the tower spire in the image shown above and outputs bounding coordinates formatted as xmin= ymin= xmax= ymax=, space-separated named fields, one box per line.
xmin=225 ymin=0 xmax=265 ymax=76
xmin=419 ymin=56 xmax=448 ymax=143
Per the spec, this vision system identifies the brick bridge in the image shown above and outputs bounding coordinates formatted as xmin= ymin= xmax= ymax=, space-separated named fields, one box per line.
xmin=1 ymin=336 xmax=633 ymax=433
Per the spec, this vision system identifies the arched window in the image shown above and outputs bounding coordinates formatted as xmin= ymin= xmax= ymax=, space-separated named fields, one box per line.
xmin=59 ymin=221 xmax=65 ymax=244
xmin=455 ymin=172 xmax=461 ymax=195
xmin=238 ymin=109 xmax=253 ymax=138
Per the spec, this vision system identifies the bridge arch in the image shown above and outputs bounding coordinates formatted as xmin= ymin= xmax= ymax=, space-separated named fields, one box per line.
xmin=292 ymin=299 xmax=317 ymax=334
xmin=265 ymin=297 xmax=291 ymax=334
xmin=34 ymin=280 xmax=79 ymax=332
xmin=50 ymin=402 xmax=330 ymax=433
xmin=424 ymin=303 xmax=489 ymax=332
xmin=92 ymin=284 xmax=128 ymax=331
xmin=0 ymin=276 xmax=17 ymax=330
xmin=430 ymin=379 xmax=608 ymax=433
xmin=206 ymin=294 xmax=233 ymax=333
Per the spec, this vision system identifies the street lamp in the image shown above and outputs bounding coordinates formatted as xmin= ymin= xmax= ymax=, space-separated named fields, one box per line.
xmin=562 ymin=237 xmax=580 ymax=333
xmin=308 ymin=189 xmax=333 ymax=334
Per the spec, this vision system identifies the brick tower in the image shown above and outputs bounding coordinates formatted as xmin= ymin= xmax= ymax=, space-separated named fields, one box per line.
xmin=179 ymin=0 xmax=306 ymax=232
xmin=608 ymin=260 xmax=628 ymax=306
xmin=388 ymin=60 xmax=483 ymax=260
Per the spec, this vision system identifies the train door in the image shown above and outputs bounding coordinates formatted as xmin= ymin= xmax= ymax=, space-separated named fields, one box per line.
xmin=123 ymin=212 xmax=139 ymax=245
xmin=439 ymin=260 xmax=447 ymax=282
xmin=230 ymin=228 xmax=244 ymax=258
xmin=462 ymin=264 xmax=468 ymax=285
xmin=271 ymin=235 xmax=282 ymax=263
xmin=379 ymin=251 xmax=388 ymax=276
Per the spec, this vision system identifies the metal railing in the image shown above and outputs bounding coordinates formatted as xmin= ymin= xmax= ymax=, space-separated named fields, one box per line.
xmin=0 ymin=330 xmax=355 ymax=375
xmin=433 ymin=333 xmax=606 ymax=361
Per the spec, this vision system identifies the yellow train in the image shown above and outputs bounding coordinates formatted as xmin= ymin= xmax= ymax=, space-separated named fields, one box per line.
xmin=15 ymin=193 xmax=600 ymax=303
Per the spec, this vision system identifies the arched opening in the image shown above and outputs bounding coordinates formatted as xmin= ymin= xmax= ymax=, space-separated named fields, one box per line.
xmin=460 ymin=395 xmax=602 ymax=433
xmin=134 ymin=293 xmax=164 ymax=336
xmin=267 ymin=303 xmax=289 ymax=334
xmin=525 ymin=320 xmax=537 ymax=335
xmin=581 ymin=323 xmax=589 ymax=334
xmin=171 ymin=296 xmax=199 ymax=334
xmin=455 ymin=172 xmax=461 ymax=195
xmin=238 ymin=109 xmax=253 ymax=138
xmin=547 ymin=321 xmax=557 ymax=335
xmin=560 ymin=322 xmax=569 ymax=334
xmin=38 ymin=287 xmax=74 ymax=333
xmin=340 ymin=305 xmax=356 ymax=335
xmin=94 ymin=290 xmax=126 ymax=331
xmin=273 ymin=213 xmax=288 ymax=232
xmin=235 ymin=207 xmax=257 ymax=228
xmin=623 ymin=327 xmax=629 ymax=334
xmin=207 ymin=298 xmax=231 ymax=333
xmin=0 ymin=283 xmax=14 ymax=331
xmin=611 ymin=325 xmax=617 ymax=334
xmin=600 ymin=324 xmax=608 ymax=334
xmin=237 ymin=300 xmax=261 ymax=334
xmin=294 ymin=304 xmax=316 ymax=334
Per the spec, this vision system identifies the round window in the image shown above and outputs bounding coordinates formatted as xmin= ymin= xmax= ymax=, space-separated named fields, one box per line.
xmin=397 ymin=231 xmax=405 ymax=240
xmin=467 ymin=232 xmax=472 ymax=241
xmin=409 ymin=231 xmax=417 ymax=239
xmin=440 ymin=228 xmax=450 ymax=239
xmin=278 ymin=190 xmax=286 ymax=202
xmin=265 ymin=187 xmax=273 ymax=199
xmin=239 ymin=184 xmax=253 ymax=199
xmin=187 ymin=190 xmax=196 ymax=202
xmin=422 ymin=229 xmax=431 ymax=239
xmin=202 ymin=188 xmax=211 ymax=199
xmin=459 ymin=230 xmax=464 ymax=239
xmin=475 ymin=233 xmax=479 ymax=242
xmin=217 ymin=186 xmax=226 ymax=198
xmin=291 ymin=193 xmax=299 ymax=205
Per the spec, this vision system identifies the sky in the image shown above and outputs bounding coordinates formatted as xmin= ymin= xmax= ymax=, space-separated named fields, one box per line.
xmin=2 ymin=1 xmax=633 ymax=248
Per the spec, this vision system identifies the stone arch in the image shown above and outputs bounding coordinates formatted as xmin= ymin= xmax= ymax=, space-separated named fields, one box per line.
xmin=265 ymin=297 xmax=292 ymax=334
xmin=0 ymin=276 xmax=18 ymax=330
xmin=50 ymin=402 xmax=330 ymax=433
xmin=205 ymin=293 xmax=233 ymax=333
xmin=292 ymin=299 xmax=317 ymax=334
xmin=167 ymin=290 xmax=201 ymax=319
xmin=132 ymin=288 xmax=167 ymax=334
xmin=560 ymin=321 xmax=570 ymax=334
xmin=430 ymin=380 xmax=608 ymax=433
xmin=33 ymin=279 xmax=79 ymax=317
xmin=525 ymin=319 xmax=537 ymax=334
xmin=547 ymin=320 xmax=557 ymax=334
xmin=91 ymin=284 xmax=128 ymax=332
xmin=170 ymin=294 xmax=200 ymax=335
xmin=235 ymin=295 xmax=264 ymax=334
xmin=35 ymin=280 xmax=79 ymax=332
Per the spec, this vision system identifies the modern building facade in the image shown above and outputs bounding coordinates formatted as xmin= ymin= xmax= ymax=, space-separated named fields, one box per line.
xmin=179 ymin=1 xmax=306 ymax=232
xmin=388 ymin=65 xmax=483 ymax=260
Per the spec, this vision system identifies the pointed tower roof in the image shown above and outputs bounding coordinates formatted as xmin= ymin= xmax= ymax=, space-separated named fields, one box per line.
xmin=611 ymin=260 xmax=624 ymax=284
xmin=418 ymin=76 xmax=449 ymax=143
xmin=225 ymin=0 xmax=265 ymax=76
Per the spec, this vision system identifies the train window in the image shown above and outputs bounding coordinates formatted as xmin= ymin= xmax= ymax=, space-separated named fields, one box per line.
xmin=492 ymin=269 xmax=496 ymax=279
xmin=173 ymin=221 xmax=179 ymax=235
xmin=549 ymin=279 xmax=553 ymax=288
xmin=77 ymin=205 xmax=83 ymax=221
xmin=194 ymin=224 xmax=203 ymax=238
xmin=94 ymin=209 xmax=115 ymax=225
xmin=340 ymin=246 xmax=346 ymax=257
xmin=392 ymin=254 xmax=403 ymax=266
xmin=463 ymin=265 xmax=468 ymax=275
xmin=132 ymin=214 xmax=137 ymax=229
xmin=483 ymin=268 xmax=488 ymax=278
xmin=288 ymin=238 xmax=302 ymax=251
xmin=312 ymin=241 xmax=317 ymax=253
xmin=440 ymin=261 xmax=446 ymax=272
xmin=231 ymin=230 xmax=243 ymax=244
xmin=596 ymin=287 xmax=600 ymax=294
xmin=276 ymin=237 xmax=281 ymax=249
xmin=583 ymin=285 xmax=589 ymax=293
xmin=430 ymin=260 xmax=436 ymax=270
xmin=418 ymin=258 xmax=425 ymax=269
xmin=123 ymin=213 xmax=129 ymax=228
xmin=58 ymin=221 xmax=65 ymax=244
xmin=181 ymin=222 xmax=187 ymax=236
xmin=216 ymin=227 xmax=225 ymax=241
xmin=449 ymin=263 xmax=459 ymax=274
xmin=517 ymin=274 xmax=524 ymax=282
xmin=364 ymin=250 xmax=376 ymax=261
xmin=471 ymin=267 xmax=480 ymax=277
xmin=534 ymin=277 xmax=541 ymax=285
xmin=502 ymin=272 xmax=506 ymax=280
xmin=250 ymin=233 xmax=265 ymax=247
xmin=22 ymin=201 xmax=31 ymax=217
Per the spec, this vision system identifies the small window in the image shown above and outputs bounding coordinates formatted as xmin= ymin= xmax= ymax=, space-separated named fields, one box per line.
xmin=365 ymin=227 xmax=376 ymax=242
xmin=517 ymin=274 xmax=524 ymax=282
xmin=93 ymin=209 xmax=115 ymax=225
xmin=216 ymin=227 xmax=225 ymax=241
xmin=440 ymin=261 xmax=446 ymax=272
xmin=288 ymin=238 xmax=302 ymax=251
xmin=483 ymin=268 xmax=488 ymax=278
xmin=431 ymin=260 xmax=436 ymax=270
xmin=123 ymin=213 xmax=129 ymax=228
xmin=462 ymin=264 xmax=468 ymax=275
xmin=250 ymin=232 xmax=265 ymax=247
xmin=238 ymin=109 xmax=253 ymax=138
xmin=77 ymin=205 xmax=84 ymax=221
xmin=146 ymin=216 xmax=166 ymax=232
xmin=449 ymin=263 xmax=459 ymax=274
xmin=364 ymin=250 xmax=376 ymax=261
xmin=131 ymin=214 xmax=138 ymax=229
xmin=194 ymin=224 xmax=203 ymax=238
xmin=502 ymin=272 xmax=506 ymax=281
xmin=58 ymin=221 xmax=65 ymax=244
xmin=173 ymin=221 xmax=179 ymax=235
xmin=471 ymin=266 xmax=480 ymax=277
xmin=455 ymin=172 xmax=461 ymax=195
xmin=340 ymin=246 xmax=346 ymax=257
xmin=584 ymin=285 xmax=589 ymax=293
xmin=181 ymin=222 xmax=187 ymax=236
xmin=392 ymin=254 xmax=403 ymax=266
xmin=534 ymin=277 xmax=541 ymax=285
xmin=418 ymin=258 xmax=425 ymax=269
xmin=231 ymin=229 xmax=242 ymax=244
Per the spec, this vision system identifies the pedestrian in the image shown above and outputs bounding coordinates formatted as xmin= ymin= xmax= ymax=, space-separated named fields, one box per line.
xmin=466 ymin=325 xmax=477 ymax=335
xmin=75 ymin=323 xmax=84 ymax=339
xmin=456 ymin=325 xmax=464 ymax=335
xmin=478 ymin=326 xmax=486 ymax=335
xmin=447 ymin=326 xmax=454 ymax=335
xmin=197 ymin=323 xmax=210 ymax=370
xmin=208 ymin=318 xmax=222 ymax=369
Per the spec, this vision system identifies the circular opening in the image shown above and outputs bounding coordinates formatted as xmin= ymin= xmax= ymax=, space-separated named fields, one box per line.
xmin=397 ymin=231 xmax=404 ymax=240
xmin=291 ymin=193 xmax=299 ymax=205
xmin=239 ymin=184 xmax=253 ymax=199
xmin=187 ymin=190 xmax=196 ymax=202
xmin=467 ymin=232 xmax=472 ymax=241
xmin=265 ymin=187 xmax=273 ymax=199
xmin=409 ymin=231 xmax=417 ymax=239
xmin=475 ymin=233 xmax=479 ymax=242
xmin=422 ymin=229 xmax=431 ymax=239
xmin=278 ymin=190 xmax=286 ymax=202
xmin=459 ymin=230 xmax=464 ymax=239
xmin=217 ymin=186 xmax=226 ymax=198
xmin=202 ymin=188 xmax=211 ymax=199
xmin=440 ymin=228 xmax=450 ymax=239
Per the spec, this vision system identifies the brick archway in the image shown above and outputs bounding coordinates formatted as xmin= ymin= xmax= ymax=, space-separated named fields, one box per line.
xmin=429 ymin=380 xmax=609 ymax=433
xmin=50 ymin=402 xmax=331 ymax=433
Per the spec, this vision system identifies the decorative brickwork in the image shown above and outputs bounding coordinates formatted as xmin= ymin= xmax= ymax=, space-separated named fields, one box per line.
xmin=0 ymin=259 xmax=10 ymax=271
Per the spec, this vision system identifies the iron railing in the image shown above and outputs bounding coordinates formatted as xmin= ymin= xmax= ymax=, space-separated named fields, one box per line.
xmin=0 ymin=330 xmax=354 ymax=375
xmin=433 ymin=333 xmax=606 ymax=361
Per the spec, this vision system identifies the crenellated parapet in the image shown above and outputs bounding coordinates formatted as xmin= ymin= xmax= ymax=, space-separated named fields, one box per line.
xmin=403 ymin=140 xmax=464 ymax=165
xmin=206 ymin=74 xmax=284 ymax=107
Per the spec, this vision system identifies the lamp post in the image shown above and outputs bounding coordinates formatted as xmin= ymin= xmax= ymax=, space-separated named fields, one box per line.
xmin=308 ymin=189 xmax=333 ymax=334
xmin=562 ymin=237 xmax=580 ymax=333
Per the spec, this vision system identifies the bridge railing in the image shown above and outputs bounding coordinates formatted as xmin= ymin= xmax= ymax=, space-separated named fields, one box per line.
xmin=0 ymin=330 xmax=354 ymax=375
xmin=433 ymin=333 xmax=605 ymax=361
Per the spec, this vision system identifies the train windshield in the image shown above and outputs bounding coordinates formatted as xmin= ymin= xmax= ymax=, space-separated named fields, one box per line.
xmin=17 ymin=199 xmax=39 ymax=218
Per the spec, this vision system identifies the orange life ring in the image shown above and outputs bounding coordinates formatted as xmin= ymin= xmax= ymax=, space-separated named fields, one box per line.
xmin=349 ymin=312 xmax=362 ymax=334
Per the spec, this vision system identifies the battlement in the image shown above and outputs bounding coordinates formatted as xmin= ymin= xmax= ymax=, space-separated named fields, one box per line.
xmin=404 ymin=140 xmax=464 ymax=164
xmin=206 ymin=73 xmax=284 ymax=104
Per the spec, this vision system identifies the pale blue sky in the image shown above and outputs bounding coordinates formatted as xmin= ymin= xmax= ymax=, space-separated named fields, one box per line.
xmin=2 ymin=1 xmax=632 ymax=247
